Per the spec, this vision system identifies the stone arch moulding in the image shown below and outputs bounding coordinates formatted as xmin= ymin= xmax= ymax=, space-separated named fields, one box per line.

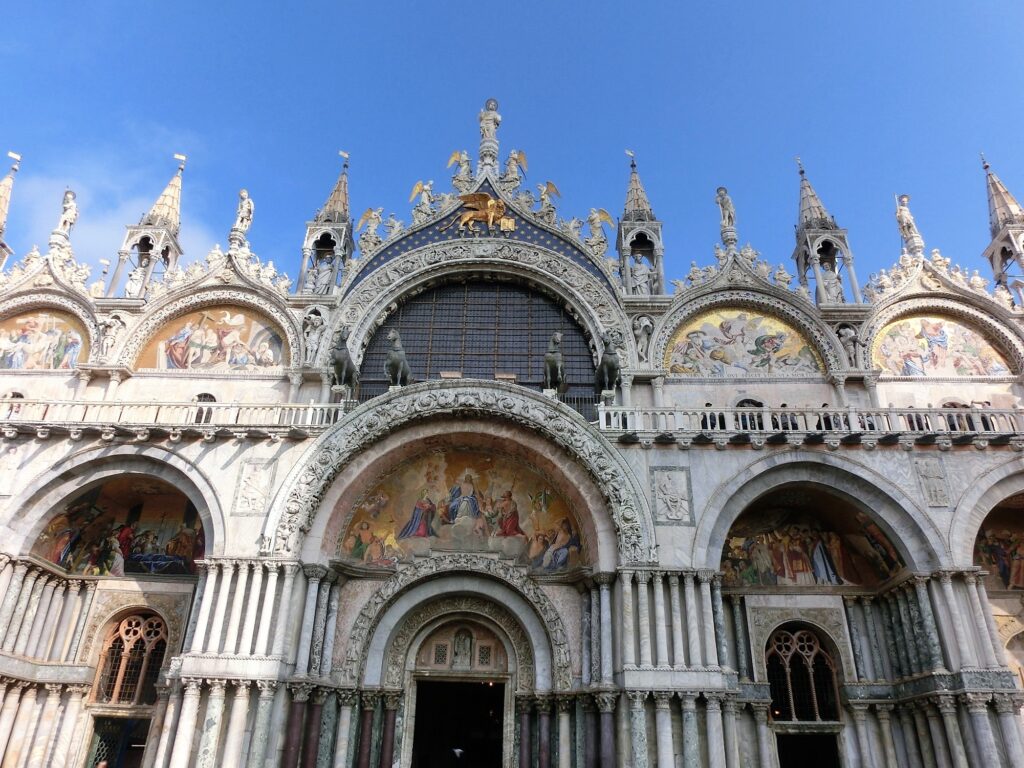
xmin=331 ymin=240 xmax=636 ymax=368
xmin=381 ymin=596 xmax=534 ymax=692
xmin=0 ymin=290 xmax=99 ymax=364
xmin=265 ymin=380 xmax=657 ymax=564
xmin=862 ymin=296 xmax=1024 ymax=376
xmin=2 ymin=444 xmax=226 ymax=559
xmin=341 ymin=555 xmax=569 ymax=692
xmin=650 ymin=288 xmax=846 ymax=375
xmin=691 ymin=450 xmax=946 ymax=571
xmin=947 ymin=456 xmax=1024 ymax=567
xmin=116 ymin=287 xmax=302 ymax=369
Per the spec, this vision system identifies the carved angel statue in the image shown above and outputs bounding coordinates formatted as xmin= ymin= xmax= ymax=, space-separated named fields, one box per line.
xmin=773 ymin=263 xmax=793 ymax=288
xmin=409 ymin=180 xmax=434 ymax=224
xmin=585 ymin=208 xmax=613 ymax=257
xmin=356 ymin=207 xmax=384 ymax=252
xmin=384 ymin=213 xmax=405 ymax=239
xmin=500 ymin=150 xmax=528 ymax=192
xmin=57 ymin=189 xmax=78 ymax=235
xmin=233 ymin=189 xmax=254 ymax=233
xmin=969 ymin=269 xmax=989 ymax=292
xmin=895 ymin=194 xmax=919 ymax=242
xmin=715 ymin=187 xmax=735 ymax=228
xmin=686 ymin=261 xmax=703 ymax=286
xmin=536 ymin=181 xmax=560 ymax=224
xmin=479 ymin=98 xmax=501 ymax=140
xmin=563 ymin=218 xmax=583 ymax=239
xmin=124 ymin=267 xmax=145 ymax=299
xmin=448 ymin=150 xmax=473 ymax=192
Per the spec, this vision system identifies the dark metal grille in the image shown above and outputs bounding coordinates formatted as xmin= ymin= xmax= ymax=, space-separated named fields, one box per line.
xmin=766 ymin=627 xmax=839 ymax=722
xmin=94 ymin=614 xmax=168 ymax=706
xmin=358 ymin=280 xmax=597 ymax=416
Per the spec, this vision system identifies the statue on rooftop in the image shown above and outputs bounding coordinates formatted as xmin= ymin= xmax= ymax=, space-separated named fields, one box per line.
xmin=56 ymin=189 xmax=78 ymax=235
xmin=715 ymin=187 xmax=735 ymax=228
xmin=479 ymin=99 xmax=501 ymax=141
xmin=233 ymin=189 xmax=254 ymax=233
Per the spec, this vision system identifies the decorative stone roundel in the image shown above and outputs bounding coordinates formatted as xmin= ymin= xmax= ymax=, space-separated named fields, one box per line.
xmin=268 ymin=380 xmax=657 ymax=564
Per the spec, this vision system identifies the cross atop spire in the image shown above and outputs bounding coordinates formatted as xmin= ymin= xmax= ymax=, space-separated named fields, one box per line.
xmin=318 ymin=152 xmax=350 ymax=223
xmin=141 ymin=155 xmax=186 ymax=236
xmin=795 ymin=158 xmax=836 ymax=231
xmin=982 ymin=154 xmax=1024 ymax=238
xmin=623 ymin=151 xmax=655 ymax=222
xmin=0 ymin=152 xmax=21 ymax=239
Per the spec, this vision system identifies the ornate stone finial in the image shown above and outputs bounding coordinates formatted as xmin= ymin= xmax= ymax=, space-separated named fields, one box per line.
xmin=716 ymin=186 xmax=737 ymax=248
xmin=477 ymin=98 xmax=501 ymax=177
xmin=0 ymin=151 xmax=21 ymax=242
xmin=895 ymin=193 xmax=924 ymax=255
xmin=795 ymin=159 xmax=835 ymax=231
xmin=623 ymin=151 xmax=655 ymax=223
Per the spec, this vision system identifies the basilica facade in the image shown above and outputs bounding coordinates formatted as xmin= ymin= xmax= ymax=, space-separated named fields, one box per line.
xmin=1 ymin=103 xmax=1024 ymax=768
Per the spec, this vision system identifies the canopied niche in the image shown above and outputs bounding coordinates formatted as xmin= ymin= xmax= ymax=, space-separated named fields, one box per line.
xmin=721 ymin=486 xmax=904 ymax=588
xmin=337 ymin=447 xmax=586 ymax=573
xmin=137 ymin=304 xmax=287 ymax=371
xmin=32 ymin=475 xmax=204 ymax=576
xmin=0 ymin=308 xmax=89 ymax=370
xmin=974 ymin=492 xmax=1024 ymax=592
xmin=664 ymin=308 xmax=823 ymax=377
xmin=872 ymin=314 xmax=1011 ymax=377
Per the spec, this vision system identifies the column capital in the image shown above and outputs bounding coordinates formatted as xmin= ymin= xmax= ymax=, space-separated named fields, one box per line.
xmin=750 ymin=702 xmax=768 ymax=723
xmin=959 ymin=692 xmax=991 ymax=712
xmin=993 ymin=694 xmax=1021 ymax=715
xmin=66 ymin=684 xmax=90 ymax=697
xmin=533 ymin=693 xmax=553 ymax=712
xmin=652 ymin=691 xmax=673 ymax=709
xmin=256 ymin=679 xmax=278 ymax=698
xmin=859 ymin=594 xmax=875 ymax=605
xmin=721 ymin=697 xmax=738 ymax=714
xmin=515 ymin=696 xmax=534 ymax=715
xmin=43 ymin=683 xmax=63 ymax=694
xmin=633 ymin=570 xmax=651 ymax=585
xmin=592 ymin=691 xmax=617 ymax=713
xmin=336 ymin=688 xmax=358 ymax=706
xmin=9 ymin=561 xmax=28 ymax=576
xmin=182 ymin=678 xmax=203 ymax=695
xmin=312 ymin=687 xmax=331 ymax=706
xmin=303 ymin=564 xmax=329 ymax=581
xmin=704 ymin=693 xmax=722 ymax=711
xmin=382 ymin=690 xmax=402 ymax=710
xmin=679 ymin=692 xmax=697 ymax=711
xmin=593 ymin=572 xmax=615 ymax=586
xmin=360 ymin=690 xmax=381 ymax=710
xmin=555 ymin=694 xmax=575 ymax=713
xmin=230 ymin=679 xmax=251 ymax=694
xmin=282 ymin=562 xmax=303 ymax=577
xmin=696 ymin=569 xmax=717 ymax=583
xmin=935 ymin=696 xmax=958 ymax=715
xmin=626 ymin=690 xmax=648 ymax=709
xmin=289 ymin=681 xmax=316 ymax=702
xmin=962 ymin=571 xmax=979 ymax=586
xmin=208 ymin=679 xmax=228 ymax=696
xmin=938 ymin=570 xmax=954 ymax=585
xmin=849 ymin=702 xmax=869 ymax=720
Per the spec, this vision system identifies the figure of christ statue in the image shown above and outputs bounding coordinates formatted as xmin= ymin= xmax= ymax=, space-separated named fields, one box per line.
xmin=443 ymin=472 xmax=481 ymax=523
xmin=397 ymin=490 xmax=437 ymax=539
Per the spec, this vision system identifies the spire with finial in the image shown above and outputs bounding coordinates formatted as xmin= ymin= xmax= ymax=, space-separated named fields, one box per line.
xmin=142 ymin=154 xmax=186 ymax=236
xmin=0 ymin=152 xmax=21 ymax=240
xmin=982 ymin=154 xmax=1024 ymax=238
xmin=796 ymin=157 xmax=836 ymax=231
xmin=622 ymin=150 xmax=655 ymax=222
xmin=318 ymin=151 xmax=350 ymax=223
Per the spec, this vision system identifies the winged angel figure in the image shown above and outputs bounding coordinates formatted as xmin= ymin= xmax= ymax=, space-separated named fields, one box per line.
xmin=356 ymin=207 xmax=384 ymax=253
xmin=499 ymin=150 xmax=528 ymax=192
xmin=585 ymin=207 xmax=614 ymax=256
xmin=535 ymin=181 xmax=560 ymax=224
xmin=448 ymin=150 xmax=473 ymax=192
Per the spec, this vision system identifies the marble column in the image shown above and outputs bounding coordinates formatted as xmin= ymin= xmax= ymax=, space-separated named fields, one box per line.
xmin=706 ymin=695 xmax=727 ymax=768
xmin=938 ymin=573 xmax=974 ymax=670
xmin=635 ymin=572 xmax=653 ymax=667
xmin=722 ymin=699 xmax=740 ymax=768
xmin=283 ymin=682 xmax=314 ymax=768
xmin=875 ymin=705 xmax=900 ymax=768
xmin=355 ymin=692 xmax=379 ymax=768
xmin=38 ymin=581 xmax=69 ymax=659
xmin=994 ymin=695 xmax=1024 ymax=768
xmin=224 ymin=561 xmax=251 ymax=655
xmin=619 ymin=572 xmax=636 ymax=669
xmin=971 ymin=575 xmax=1007 ymax=667
xmin=683 ymin=573 xmax=701 ymax=667
xmin=955 ymin=706 xmax=981 ymax=768
xmin=517 ymin=697 xmax=533 ymax=768
xmin=27 ymin=578 xmax=59 ymax=658
xmin=894 ymin=589 xmax=921 ymax=674
xmin=50 ymin=685 xmax=87 ymax=768
xmin=13 ymin=574 xmax=48 ymax=655
xmin=150 ymin=683 xmax=181 ymax=768
xmin=962 ymin=694 xmax=1000 ymax=764
xmin=590 ymin=587 xmax=601 ymax=681
xmin=304 ymin=688 xmax=330 ymax=768
xmin=582 ymin=697 xmax=597 ymax=768
xmin=272 ymin=564 xmax=301 ymax=658
xmin=207 ymin=560 xmax=236 ymax=653
xmin=924 ymin=703 xmax=953 ymax=768
xmin=698 ymin=571 xmax=720 ymax=668
xmin=668 ymin=574 xmax=686 ymax=670
xmin=627 ymin=691 xmax=648 ymax=768
xmin=651 ymin=693 xmax=673 ymax=768
xmin=309 ymin=572 xmax=336 ymax=678
xmin=879 ymin=598 xmax=906 ymax=679
xmin=296 ymin=566 xmax=328 ymax=675
xmin=751 ymin=704 xmax=774 ymax=768
xmin=710 ymin=576 xmax=729 ymax=670
xmin=248 ymin=680 xmax=279 ymax=768
xmin=681 ymin=694 xmax=699 ymax=768
xmin=333 ymin=690 xmax=357 ymax=768
xmin=27 ymin=684 xmax=62 ymax=766
xmin=536 ymin=695 xmax=553 ymax=768
xmin=843 ymin=597 xmax=868 ymax=681
xmin=0 ymin=683 xmax=24 ymax=757
xmin=2 ymin=684 xmax=38 ymax=767
xmin=936 ymin=697 xmax=969 ymax=768
xmin=597 ymin=575 xmax=614 ymax=685
xmin=141 ymin=686 xmax=170 ymax=768
xmin=910 ymin=704 xmax=936 ymax=768
xmin=963 ymin=573 xmax=999 ymax=667
xmin=0 ymin=562 xmax=27 ymax=639
xmin=181 ymin=565 xmax=208 ymax=653
xmin=256 ymin=562 xmax=280 ymax=655
xmin=197 ymin=679 xmax=227 ymax=768
xmin=220 ymin=680 xmax=251 ymax=768
xmin=557 ymin=696 xmax=572 ymax=768
xmin=581 ymin=592 xmax=592 ymax=686
xmin=860 ymin=597 xmax=882 ymax=679
xmin=191 ymin=561 xmax=219 ymax=653
xmin=65 ymin=580 xmax=96 ymax=663
xmin=593 ymin=693 xmax=616 ymax=768
xmin=850 ymin=705 xmax=876 ymax=768
xmin=897 ymin=705 xmax=924 ymax=768
xmin=652 ymin=572 xmax=670 ymax=668
xmin=914 ymin=577 xmax=947 ymax=672
xmin=3 ymin=568 xmax=39 ymax=651
xmin=730 ymin=597 xmax=749 ymax=679
xmin=239 ymin=560 xmax=264 ymax=656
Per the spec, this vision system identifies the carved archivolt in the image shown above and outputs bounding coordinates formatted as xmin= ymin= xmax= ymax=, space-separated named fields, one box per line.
xmin=116 ymin=287 xmax=303 ymax=369
xmin=651 ymin=288 xmax=846 ymax=374
xmin=0 ymin=291 xmax=99 ymax=364
xmin=268 ymin=381 xmax=657 ymax=564
xmin=332 ymin=240 xmax=635 ymax=367
xmin=862 ymin=295 xmax=1024 ymax=376
xmin=339 ymin=553 xmax=570 ymax=690
xmin=382 ymin=596 xmax=535 ymax=692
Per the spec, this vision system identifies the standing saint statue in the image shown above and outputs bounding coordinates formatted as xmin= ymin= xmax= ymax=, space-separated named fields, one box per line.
xmin=895 ymin=194 xmax=919 ymax=242
xmin=715 ymin=187 xmax=735 ymax=228
xmin=479 ymin=98 xmax=501 ymax=140
xmin=233 ymin=189 xmax=255 ymax=233
xmin=630 ymin=254 xmax=652 ymax=296
xmin=57 ymin=189 xmax=78 ymax=235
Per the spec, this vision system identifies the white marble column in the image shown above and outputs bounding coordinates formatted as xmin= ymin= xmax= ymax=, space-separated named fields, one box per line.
xmin=239 ymin=561 xmax=265 ymax=656
xmin=627 ymin=692 xmax=649 ymax=768
xmin=910 ymin=705 xmax=936 ymax=768
xmin=0 ymin=563 xmax=29 ymax=647
xmin=652 ymin=693 xmax=674 ymax=768
xmin=191 ymin=561 xmax=219 ymax=653
xmin=27 ymin=578 xmax=59 ymax=658
xmin=938 ymin=573 xmax=974 ymax=669
xmin=925 ymin=704 xmax=953 ymax=768
xmin=635 ymin=571 xmax=653 ymax=667
xmin=581 ymin=591 xmax=592 ymax=686
xmin=168 ymin=679 xmax=203 ymax=768
xmin=4 ymin=569 xmax=40 ymax=651
xmin=27 ymin=684 xmax=62 ymax=766
xmin=651 ymin=572 xmax=670 ymax=669
xmin=65 ymin=580 xmax=96 ymax=662
xmin=752 ymin=703 xmax=774 ymax=768
xmin=207 ymin=561 xmax=236 ymax=653
xmin=141 ymin=684 xmax=170 ymax=768
xmin=150 ymin=682 xmax=182 ymax=768
xmin=248 ymin=680 xmax=278 ymax=768
xmin=972 ymin=575 xmax=1007 ymax=666
xmin=994 ymin=695 xmax=1024 ymax=768
xmin=320 ymin=577 xmax=343 ymax=679
xmin=333 ymin=690 xmax=357 ymax=768
xmin=590 ymin=586 xmax=601 ymax=681
xmin=706 ymin=696 xmax=726 ymax=768
xmin=698 ymin=571 xmax=720 ymax=668
xmin=963 ymin=694 xmax=1001 ymax=765
xmin=850 ymin=705 xmax=877 ymax=768
xmin=936 ymin=697 xmax=969 ymax=768
xmin=295 ymin=565 xmax=328 ymax=675
xmin=181 ymin=565 xmax=208 ymax=654
xmin=197 ymin=679 xmax=227 ymax=768
xmin=2 ymin=684 xmax=38 ymax=766
xmin=597 ymin=575 xmax=614 ymax=685
xmin=619 ymin=572 xmax=636 ymax=669
xmin=38 ymin=581 xmax=69 ymax=660
xmin=224 ymin=561 xmax=251 ymax=655
xmin=722 ymin=699 xmax=740 ymax=768
xmin=668 ymin=574 xmax=686 ymax=670
xmin=49 ymin=685 xmax=87 ymax=768
xmin=220 ymin=680 xmax=251 ymax=768
xmin=271 ymin=564 xmax=300 ymax=657
xmin=898 ymin=706 xmax=925 ymax=768
xmin=681 ymin=694 xmax=700 ymax=768
xmin=683 ymin=573 xmax=701 ymax=668
xmin=13 ymin=574 xmax=48 ymax=655
xmin=0 ymin=683 xmax=24 ymax=758
xmin=256 ymin=562 xmax=279 ymax=655
xmin=557 ymin=696 xmax=572 ymax=768
xmin=875 ymin=705 xmax=900 ymax=768
xmin=310 ymin=571 xmax=336 ymax=678
xmin=963 ymin=573 xmax=1000 ymax=668
xmin=860 ymin=597 xmax=883 ymax=680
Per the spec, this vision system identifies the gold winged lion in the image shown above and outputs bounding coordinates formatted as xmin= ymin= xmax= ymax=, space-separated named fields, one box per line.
xmin=439 ymin=192 xmax=506 ymax=233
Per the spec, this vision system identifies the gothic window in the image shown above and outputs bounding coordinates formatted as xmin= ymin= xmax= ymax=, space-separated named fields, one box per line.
xmin=766 ymin=627 xmax=839 ymax=722
xmin=94 ymin=614 xmax=167 ymax=706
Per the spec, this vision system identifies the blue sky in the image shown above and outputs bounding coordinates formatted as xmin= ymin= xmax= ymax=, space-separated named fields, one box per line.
xmin=3 ymin=1 xmax=1023 ymax=289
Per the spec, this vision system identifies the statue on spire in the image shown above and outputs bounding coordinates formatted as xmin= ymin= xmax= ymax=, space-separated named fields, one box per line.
xmin=56 ymin=189 xmax=79 ymax=235
xmin=716 ymin=187 xmax=738 ymax=248
xmin=234 ymin=189 xmax=255 ymax=234
xmin=895 ymin=194 xmax=924 ymax=254
xmin=477 ymin=98 xmax=501 ymax=177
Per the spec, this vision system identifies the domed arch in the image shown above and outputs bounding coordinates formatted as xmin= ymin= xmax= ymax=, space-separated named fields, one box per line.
xmin=692 ymin=451 xmax=945 ymax=571
xmin=0 ymin=291 xmax=98 ymax=369
xmin=266 ymin=381 xmax=657 ymax=565
xmin=117 ymin=287 xmax=302 ymax=369
xmin=948 ymin=457 xmax=1024 ymax=568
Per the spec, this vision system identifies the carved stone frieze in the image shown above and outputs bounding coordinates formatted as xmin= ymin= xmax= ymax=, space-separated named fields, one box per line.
xmin=337 ymin=553 xmax=571 ymax=691
xmin=381 ymin=595 xmax=535 ymax=692
xmin=269 ymin=381 xmax=656 ymax=563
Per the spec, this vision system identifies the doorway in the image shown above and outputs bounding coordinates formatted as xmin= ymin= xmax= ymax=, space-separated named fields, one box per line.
xmin=86 ymin=717 xmax=150 ymax=768
xmin=411 ymin=680 xmax=504 ymax=768
xmin=776 ymin=733 xmax=841 ymax=767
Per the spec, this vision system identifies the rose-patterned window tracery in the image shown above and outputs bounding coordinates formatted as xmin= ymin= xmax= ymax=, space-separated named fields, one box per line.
xmin=766 ymin=627 xmax=839 ymax=722
xmin=94 ymin=614 xmax=167 ymax=706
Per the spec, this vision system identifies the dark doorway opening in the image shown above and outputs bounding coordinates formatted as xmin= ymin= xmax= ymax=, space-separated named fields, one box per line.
xmin=776 ymin=733 xmax=841 ymax=767
xmin=86 ymin=717 xmax=150 ymax=768
xmin=411 ymin=679 xmax=504 ymax=768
